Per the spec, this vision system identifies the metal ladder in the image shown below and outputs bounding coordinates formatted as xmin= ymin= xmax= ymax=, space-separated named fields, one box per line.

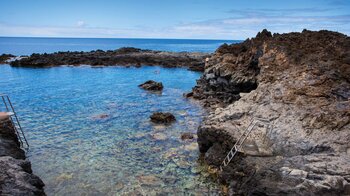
xmin=219 ymin=118 xmax=271 ymax=171
xmin=0 ymin=94 xmax=29 ymax=148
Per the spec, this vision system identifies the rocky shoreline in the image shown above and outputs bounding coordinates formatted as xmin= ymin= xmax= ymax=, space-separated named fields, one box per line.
xmin=0 ymin=119 xmax=45 ymax=195
xmin=2 ymin=47 xmax=209 ymax=71
xmin=1 ymin=29 xmax=349 ymax=195
xmin=192 ymin=29 xmax=350 ymax=195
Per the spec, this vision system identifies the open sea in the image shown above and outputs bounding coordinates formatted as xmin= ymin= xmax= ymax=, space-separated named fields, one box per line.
xmin=0 ymin=37 xmax=238 ymax=55
xmin=0 ymin=37 xmax=238 ymax=195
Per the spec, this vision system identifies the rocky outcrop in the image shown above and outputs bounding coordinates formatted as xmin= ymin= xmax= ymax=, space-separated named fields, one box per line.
xmin=0 ymin=120 xmax=45 ymax=195
xmin=8 ymin=47 xmax=208 ymax=71
xmin=195 ymin=29 xmax=350 ymax=195
xmin=0 ymin=54 xmax=15 ymax=64
xmin=139 ymin=80 xmax=164 ymax=91
xmin=150 ymin=112 xmax=176 ymax=124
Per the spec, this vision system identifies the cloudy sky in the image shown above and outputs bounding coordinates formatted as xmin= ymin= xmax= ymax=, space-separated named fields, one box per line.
xmin=0 ymin=0 xmax=349 ymax=39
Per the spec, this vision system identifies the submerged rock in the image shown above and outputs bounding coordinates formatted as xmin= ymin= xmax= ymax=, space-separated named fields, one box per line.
xmin=137 ymin=175 xmax=163 ymax=186
xmin=139 ymin=80 xmax=163 ymax=91
xmin=180 ymin=132 xmax=195 ymax=140
xmin=150 ymin=112 xmax=176 ymax=124
xmin=151 ymin=133 xmax=167 ymax=141
xmin=91 ymin=113 xmax=109 ymax=120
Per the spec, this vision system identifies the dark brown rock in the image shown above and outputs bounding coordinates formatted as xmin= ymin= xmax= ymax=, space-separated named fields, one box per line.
xmin=0 ymin=120 xmax=25 ymax=159
xmin=139 ymin=80 xmax=163 ymax=91
xmin=195 ymin=29 xmax=350 ymax=195
xmin=0 ymin=54 xmax=15 ymax=64
xmin=0 ymin=156 xmax=45 ymax=196
xmin=183 ymin=92 xmax=193 ymax=98
xmin=150 ymin=112 xmax=176 ymax=124
xmin=180 ymin=132 xmax=194 ymax=140
xmin=9 ymin=47 xmax=209 ymax=71
xmin=0 ymin=120 xmax=45 ymax=195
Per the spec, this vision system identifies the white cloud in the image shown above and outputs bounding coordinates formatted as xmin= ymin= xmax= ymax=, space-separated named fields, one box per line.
xmin=0 ymin=11 xmax=349 ymax=39
xmin=76 ymin=21 xmax=86 ymax=27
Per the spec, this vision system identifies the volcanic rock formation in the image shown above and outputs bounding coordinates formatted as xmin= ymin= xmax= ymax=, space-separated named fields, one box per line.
xmin=194 ymin=29 xmax=350 ymax=195
xmin=9 ymin=47 xmax=208 ymax=71
xmin=150 ymin=112 xmax=176 ymax=124
xmin=139 ymin=80 xmax=164 ymax=91
xmin=0 ymin=120 xmax=45 ymax=195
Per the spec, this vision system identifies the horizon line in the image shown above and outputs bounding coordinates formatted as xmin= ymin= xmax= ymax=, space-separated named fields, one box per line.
xmin=0 ymin=35 xmax=241 ymax=41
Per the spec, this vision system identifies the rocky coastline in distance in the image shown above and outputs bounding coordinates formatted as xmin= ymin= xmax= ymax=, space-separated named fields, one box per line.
xmin=1 ymin=47 xmax=209 ymax=71
xmin=0 ymin=29 xmax=349 ymax=195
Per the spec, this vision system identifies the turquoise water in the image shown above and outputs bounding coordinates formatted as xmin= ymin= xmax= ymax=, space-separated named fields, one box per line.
xmin=0 ymin=64 xmax=220 ymax=195
xmin=0 ymin=37 xmax=239 ymax=55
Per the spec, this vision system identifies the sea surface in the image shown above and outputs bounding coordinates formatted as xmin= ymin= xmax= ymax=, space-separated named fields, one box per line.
xmin=0 ymin=37 xmax=239 ymax=55
xmin=0 ymin=38 xmax=236 ymax=195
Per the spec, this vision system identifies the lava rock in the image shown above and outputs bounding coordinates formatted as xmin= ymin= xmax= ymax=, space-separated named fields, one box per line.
xmin=180 ymin=132 xmax=194 ymax=140
xmin=0 ymin=156 xmax=45 ymax=196
xmin=9 ymin=47 xmax=209 ymax=70
xmin=195 ymin=29 xmax=350 ymax=195
xmin=0 ymin=54 xmax=15 ymax=64
xmin=150 ymin=112 xmax=176 ymax=124
xmin=139 ymin=80 xmax=163 ymax=91
xmin=0 ymin=119 xmax=45 ymax=195
xmin=183 ymin=92 xmax=193 ymax=98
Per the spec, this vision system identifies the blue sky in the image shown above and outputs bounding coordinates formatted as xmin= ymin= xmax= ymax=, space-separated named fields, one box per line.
xmin=0 ymin=0 xmax=349 ymax=39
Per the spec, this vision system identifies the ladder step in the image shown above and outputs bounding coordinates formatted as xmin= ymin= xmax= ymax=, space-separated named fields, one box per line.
xmin=223 ymin=159 xmax=227 ymax=166
xmin=229 ymin=150 xmax=234 ymax=157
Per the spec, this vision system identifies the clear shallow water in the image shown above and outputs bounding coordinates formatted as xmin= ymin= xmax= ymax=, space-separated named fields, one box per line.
xmin=0 ymin=37 xmax=239 ymax=55
xmin=0 ymin=65 xmax=220 ymax=195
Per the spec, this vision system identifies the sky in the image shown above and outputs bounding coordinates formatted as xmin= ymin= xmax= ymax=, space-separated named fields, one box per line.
xmin=0 ymin=0 xmax=349 ymax=39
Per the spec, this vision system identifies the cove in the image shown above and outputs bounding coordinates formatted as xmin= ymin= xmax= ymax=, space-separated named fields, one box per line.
xmin=0 ymin=64 xmax=220 ymax=195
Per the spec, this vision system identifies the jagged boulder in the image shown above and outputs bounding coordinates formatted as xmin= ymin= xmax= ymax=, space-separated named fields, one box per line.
xmin=139 ymin=80 xmax=164 ymax=91
xmin=0 ymin=120 xmax=45 ymax=195
xmin=0 ymin=156 xmax=45 ymax=196
xmin=150 ymin=112 xmax=176 ymax=124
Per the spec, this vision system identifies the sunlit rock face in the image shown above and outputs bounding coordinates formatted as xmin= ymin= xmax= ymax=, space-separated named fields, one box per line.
xmin=195 ymin=29 xmax=350 ymax=195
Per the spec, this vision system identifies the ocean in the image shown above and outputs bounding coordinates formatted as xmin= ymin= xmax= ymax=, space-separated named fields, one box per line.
xmin=0 ymin=37 xmax=239 ymax=195
xmin=0 ymin=37 xmax=239 ymax=55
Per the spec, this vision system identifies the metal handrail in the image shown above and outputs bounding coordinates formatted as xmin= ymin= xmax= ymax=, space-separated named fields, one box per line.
xmin=0 ymin=94 xmax=29 ymax=148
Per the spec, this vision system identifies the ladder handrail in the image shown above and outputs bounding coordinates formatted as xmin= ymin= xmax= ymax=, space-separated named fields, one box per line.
xmin=234 ymin=119 xmax=254 ymax=147
xmin=237 ymin=121 xmax=258 ymax=147
xmin=0 ymin=94 xmax=29 ymax=148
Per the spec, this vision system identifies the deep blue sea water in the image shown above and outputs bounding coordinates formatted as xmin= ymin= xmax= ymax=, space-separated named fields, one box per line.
xmin=0 ymin=38 xmax=233 ymax=195
xmin=0 ymin=37 xmax=239 ymax=55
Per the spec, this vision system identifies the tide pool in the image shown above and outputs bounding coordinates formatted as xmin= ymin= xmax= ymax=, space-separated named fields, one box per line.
xmin=0 ymin=65 xmax=220 ymax=195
